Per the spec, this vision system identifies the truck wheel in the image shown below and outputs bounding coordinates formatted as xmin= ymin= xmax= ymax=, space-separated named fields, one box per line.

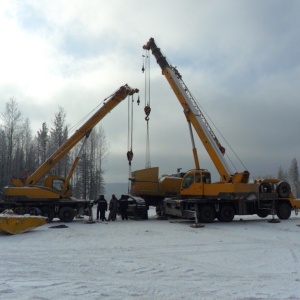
xmin=259 ymin=182 xmax=272 ymax=193
xmin=26 ymin=207 xmax=41 ymax=216
xmin=199 ymin=205 xmax=216 ymax=223
xmin=276 ymin=203 xmax=291 ymax=220
xmin=42 ymin=207 xmax=55 ymax=223
xmin=59 ymin=206 xmax=75 ymax=222
xmin=277 ymin=182 xmax=291 ymax=198
xmin=257 ymin=209 xmax=269 ymax=218
xmin=218 ymin=205 xmax=235 ymax=222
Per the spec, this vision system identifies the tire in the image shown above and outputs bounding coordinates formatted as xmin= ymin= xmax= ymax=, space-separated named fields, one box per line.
xmin=216 ymin=212 xmax=223 ymax=222
xmin=218 ymin=205 xmax=235 ymax=222
xmin=42 ymin=207 xmax=55 ymax=223
xmin=58 ymin=206 xmax=75 ymax=222
xmin=199 ymin=205 xmax=216 ymax=223
xmin=276 ymin=203 xmax=291 ymax=220
xmin=257 ymin=209 xmax=269 ymax=218
xmin=26 ymin=207 xmax=42 ymax=216
xmin=277 ymin=182 xmax=291 ymax=198
xmin=259 ymin=182 xmax=272 ymax=193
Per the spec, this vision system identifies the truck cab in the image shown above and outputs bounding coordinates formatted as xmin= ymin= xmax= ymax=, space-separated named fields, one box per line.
xmin=181 ymin=169 xmax=211 ymax=197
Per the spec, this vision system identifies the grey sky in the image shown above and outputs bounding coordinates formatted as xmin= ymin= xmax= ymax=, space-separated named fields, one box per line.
xmin=0 ymin=0 xmax=299 ymax=183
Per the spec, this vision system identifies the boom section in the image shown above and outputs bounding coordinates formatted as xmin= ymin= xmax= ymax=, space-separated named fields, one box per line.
xmin=26 ymin=84 xmax=139 ymax=186
xmin=143 ymin=38 xmax=233 ymax=182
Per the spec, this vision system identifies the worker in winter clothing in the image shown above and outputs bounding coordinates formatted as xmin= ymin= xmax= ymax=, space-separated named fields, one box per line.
xmin=119 ymin=194 xmax=129 ymax=220
xmin=95 ymin=195 xmax=107 ymax=221
xmin=108 ymin=194 xmax=118 ymax=221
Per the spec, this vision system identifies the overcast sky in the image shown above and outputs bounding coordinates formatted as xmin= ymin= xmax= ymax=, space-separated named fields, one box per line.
xmin=0 ymin=0 xmax=299 ymax=183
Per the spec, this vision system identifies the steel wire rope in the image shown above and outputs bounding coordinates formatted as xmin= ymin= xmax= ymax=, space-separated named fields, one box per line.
xmin=127 ymin=93 xmax=134 ymax=192
xmin=191 ymin=91 xmax=248 ymax=172
xmin=163 ymin=51 xmax=248 ymax=173
xmin=144 ymin=49 xmax=151 ymax=168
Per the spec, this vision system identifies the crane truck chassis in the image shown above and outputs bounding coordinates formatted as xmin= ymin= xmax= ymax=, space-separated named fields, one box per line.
xmin=0 ymin=84 xmax=139 ymax=223
xmin=130 ymin=38 xmax=300 ymax=223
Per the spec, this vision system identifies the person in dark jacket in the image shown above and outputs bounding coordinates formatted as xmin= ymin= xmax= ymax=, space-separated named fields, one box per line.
xmin=108 ymin=194 xmax=118 ymax=221
xmin=119 ymin=194 xmax=129 ymax=220
xmin=95 ymin=195 xmax=107 ymax=221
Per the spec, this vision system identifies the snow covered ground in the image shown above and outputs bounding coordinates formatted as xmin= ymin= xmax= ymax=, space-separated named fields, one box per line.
xmin=1 ymin=208 xmax=300 ymax=300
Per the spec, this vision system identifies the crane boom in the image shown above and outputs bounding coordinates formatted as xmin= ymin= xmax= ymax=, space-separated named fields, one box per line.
xmin=2 ymin=83 xmax=139 ymax=223
xmin=143 ymin=38 xmax=241 ymax=182
xmin=25 ymin=84 xmax=139 ymax=186
xmin=131 ymin=39 xmax=298 ymax=223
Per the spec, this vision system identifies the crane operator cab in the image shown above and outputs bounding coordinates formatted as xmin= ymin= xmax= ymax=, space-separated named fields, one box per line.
xmin=181 ymin=169 xmax=211 ymax=196
xmin=44 ymin=176 xmax=72 ymax=198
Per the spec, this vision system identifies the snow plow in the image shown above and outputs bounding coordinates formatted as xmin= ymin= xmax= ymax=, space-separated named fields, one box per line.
xmin=0 ymin=210 xmax=47 ymax=235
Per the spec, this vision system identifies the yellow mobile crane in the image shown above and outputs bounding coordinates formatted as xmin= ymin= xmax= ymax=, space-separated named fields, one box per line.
xmin=1 ymin=84 xmax=139 ymax=222
xmin=131 ymin=38 xmax=299 ymax=222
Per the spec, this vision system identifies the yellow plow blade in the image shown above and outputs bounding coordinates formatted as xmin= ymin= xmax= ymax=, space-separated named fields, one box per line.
xmin=0 ymin=210 xmax=47 ymax=235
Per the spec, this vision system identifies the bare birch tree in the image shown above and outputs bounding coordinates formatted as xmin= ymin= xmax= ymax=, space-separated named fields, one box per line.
xmin=1 ymin=98 xmax=22 ymax=183
xmin=49 ymin=107 xmax=69 ymax=177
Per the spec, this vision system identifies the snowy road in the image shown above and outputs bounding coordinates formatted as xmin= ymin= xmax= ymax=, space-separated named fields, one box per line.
xmin=1 ymin=209 xmax=300 ymax=300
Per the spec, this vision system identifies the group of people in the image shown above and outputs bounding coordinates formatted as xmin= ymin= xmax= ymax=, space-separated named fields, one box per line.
xmin=95 ymin=194 xmax=129 ymax=221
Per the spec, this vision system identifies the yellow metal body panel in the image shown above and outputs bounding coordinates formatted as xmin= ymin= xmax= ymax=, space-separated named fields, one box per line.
xmin=131 ymin=167 xmax=160 ymax=196
xmin=4 ymin=186 xmax=61 ymax=199
xmin=159 ymin=176 xmax=182 ymax=196
xmin=130 ymin=167 xmax=182 ymax=197
xmin=288 ymin=197 xmax=300 ymax=209
xmin=181 ymin=182 xmax=259 ymax=197
xmin=0 ymin=210 xmax=47 ymax=234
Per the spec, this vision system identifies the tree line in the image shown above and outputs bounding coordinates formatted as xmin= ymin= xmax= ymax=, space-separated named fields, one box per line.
xmin=1 ymin=98 xmax=299 ymax=200
xmin=0 ymin=98 xmax=108 ymax=200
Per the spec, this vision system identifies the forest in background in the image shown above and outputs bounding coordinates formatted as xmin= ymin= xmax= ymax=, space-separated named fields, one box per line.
xmin=0 ymin=97 xmax=299 ymax=200
xmin=0 ymin=98 xmax=108 ymax=200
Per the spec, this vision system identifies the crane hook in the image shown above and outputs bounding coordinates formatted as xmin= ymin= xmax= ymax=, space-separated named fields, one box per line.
xmin=127 ymin=150 xmax=134 ymax=166
xmin=144 ymin=105 xmax=151 ymax=121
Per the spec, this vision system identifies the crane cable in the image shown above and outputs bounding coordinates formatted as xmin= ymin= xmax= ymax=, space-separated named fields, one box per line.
xmin=142 ymin=49 xmax=151 ymax=169
xmin=127 ymin=94 xmax=133 ymax=192
xmin=127 ymin=94 xmax=134 ymax=167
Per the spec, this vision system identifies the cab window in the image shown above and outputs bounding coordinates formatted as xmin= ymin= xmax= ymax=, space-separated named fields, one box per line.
xmin=202 ymin=173 xmax=211 ymax=184
xmin=182 ymin=174 xmax=194 ymax=189
xmin=53 ymin=179 xmax=64 ymax=191
xmin=195 ymin=172 xmax=201 ymax=183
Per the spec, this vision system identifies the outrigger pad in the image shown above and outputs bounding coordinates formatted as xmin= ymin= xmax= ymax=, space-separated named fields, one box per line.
xmin=190 ymin=223 xmax=205 ymax=228
xmin=49 ymin=225 xmax=69 ymax=229
xmin=268 ymin=218 xmax=281 ymax=223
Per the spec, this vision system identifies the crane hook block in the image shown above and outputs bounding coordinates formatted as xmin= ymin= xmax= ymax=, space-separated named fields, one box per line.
xmin=144 ymin=105 xmax=151 ymax=121
xmin=127 ymin=150 xmax=134 ymax=166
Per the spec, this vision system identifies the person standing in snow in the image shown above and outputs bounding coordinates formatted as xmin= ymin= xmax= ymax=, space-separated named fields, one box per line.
xmin=95 ymin=195 xmax=107 ymax=221
xmin=119 ymin=194 xmax=129 ymax=220
xmin=108 ymin=194 xmax=118 ymax=221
